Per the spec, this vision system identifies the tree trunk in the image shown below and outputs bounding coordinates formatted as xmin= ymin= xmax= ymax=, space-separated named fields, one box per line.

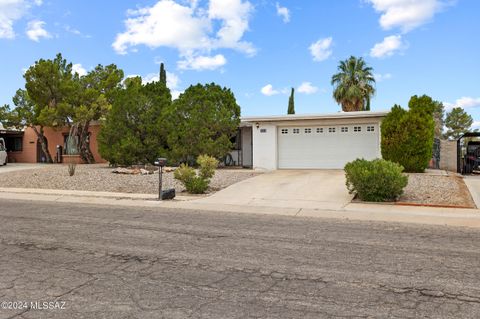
xmin=76 ymin=122 xmax=95 ymax=164
xmin=32 ymin=126 xmax=53 ymax=163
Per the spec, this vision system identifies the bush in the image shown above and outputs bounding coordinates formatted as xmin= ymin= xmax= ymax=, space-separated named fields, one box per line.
xmin=197 ymin=154 xmax=219 ymax=179
xmin=381 ymin=95 xmax=435 ymax=173
xmin=345 ymin=159 xmax=408 ymax=202
xmin=174 ymin=155 xmax=218 ymax=194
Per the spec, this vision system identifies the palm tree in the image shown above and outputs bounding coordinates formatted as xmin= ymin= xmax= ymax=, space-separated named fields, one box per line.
xmin=331 ymin=56 xmax=376 ymax=112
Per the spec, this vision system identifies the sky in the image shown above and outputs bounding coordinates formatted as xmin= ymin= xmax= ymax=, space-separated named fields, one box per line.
xmin=0 ymin=0 xmax=479 ymax=125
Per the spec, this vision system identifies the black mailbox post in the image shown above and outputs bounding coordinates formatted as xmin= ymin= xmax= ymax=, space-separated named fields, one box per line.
xmin=154 ymin=158 xmax=167 ymax=201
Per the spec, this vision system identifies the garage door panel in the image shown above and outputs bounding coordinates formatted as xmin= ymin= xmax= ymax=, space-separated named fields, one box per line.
xmin=278 ymin=125 xmax=379 ymax=169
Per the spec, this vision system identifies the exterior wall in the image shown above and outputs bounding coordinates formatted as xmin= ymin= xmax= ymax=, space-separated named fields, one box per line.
xmin=250 ymin=117 xmax=384 ymax=170
xmin=7 ymin=128 xmax=37 ymax=163
xmin=7 ymin=124 xmax=106 ymax=164
xmin=252 ymin=123 xmax=277 ymax=170
xmin=439 ymin=140 xmax=457 ymax=172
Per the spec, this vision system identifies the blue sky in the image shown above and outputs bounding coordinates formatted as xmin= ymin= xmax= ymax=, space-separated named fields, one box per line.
xmin=1 ymin=0 xmax=479 ymax=124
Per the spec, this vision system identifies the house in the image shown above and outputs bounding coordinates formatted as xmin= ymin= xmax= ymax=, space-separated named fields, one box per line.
xmin=0 ymin=123 xmax=105 ymax=163
xmin=235 ymin=111 xmax=388 ymax=170
xmin=2 ymin=111 xmax=387 ymax=168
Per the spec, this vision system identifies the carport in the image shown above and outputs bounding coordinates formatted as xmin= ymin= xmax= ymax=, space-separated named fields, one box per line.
xmin=457 ymin=132 xmax=480 ymax=174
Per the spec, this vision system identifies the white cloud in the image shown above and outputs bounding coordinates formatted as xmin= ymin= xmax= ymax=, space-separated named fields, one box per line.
xmin=113 ymin=0 xmax=255 ymax=70
xmin=309 ymin=37 xmax=333 ymax=62
xmin=276 ymin=2 xmax=290 ymax=23
xmin=297 ymin=82 xmax=318 ymax=95
xmin=72 ymin=63 xmax=87 ymax=76
xmin=366 ymin=0 xmax=447 ymax=33
xmin=444 ymin=97 xmax=480 ymax=110
xmin=370 ymin=35 xmax=406 ymax=58
xmin=0 ymin=0 xmax=43 ymax=39
xmin=0 ymin=0 xmax=26 ymax=39
xmin=374 ymin=73 xmax=392 ymax=82
xmin=26 ymin=20 xmax=51 ymax=42
xmin=261 ymin=84 xmax=279 ymax=96
xmin=472 ymin=121 xmax=480 ymax=129
xmin=177 ymin=54 xmax=226 ymax=71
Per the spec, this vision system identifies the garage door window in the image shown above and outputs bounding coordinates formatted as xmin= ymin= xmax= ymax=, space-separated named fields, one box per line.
xmin=341 ymin=127 xmax=349 ymax=133
xmin=281 ymin=129 xmax=288 ymax=134
xmin=354 ymin=126 xmax=362 ymax=132
xmin=293 ymin=128 xmax=300 ymax=134
xmin=316 ymin=128 xmax=323 ymax=133
xmin=328 ymin=127 xmax=336 ymax=133
xmin=305 ymin=128 xmax=312 ymax=134
xmin=367 ymin=126 xmax=375 ymax=132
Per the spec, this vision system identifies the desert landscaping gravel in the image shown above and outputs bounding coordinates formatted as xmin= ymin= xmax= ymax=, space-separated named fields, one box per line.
xmin=399 ymin=173 xmax=475 ymax=208
xmin=0 ymin=164 xmax=261 ymax=194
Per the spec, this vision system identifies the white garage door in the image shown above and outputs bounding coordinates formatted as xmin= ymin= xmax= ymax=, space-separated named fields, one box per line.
xmin=278 ymin=124 xmax=380 ymax=169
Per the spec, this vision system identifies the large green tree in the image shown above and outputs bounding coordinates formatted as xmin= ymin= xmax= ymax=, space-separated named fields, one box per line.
xmin=444 ymin=107 xmax=473 ymax=140
xmin=287 ymin=88 xmax=295 ymax=114
xmin=70 ymin=64 xmax=124 ymax=163
xmin=331 ymin=56 xmax=376 ymax=112
xmin=10 ymin=54 xmax=75 ymax=163
xmin=433 ymin=100 xmax=445 ymax=139
xmin=166 ymin=83 xmax=241 ymax=163
xmin=381 ymin=95 xmax=435 ymax=172
xmin=98 ymin=74 xmax=171 ymax=166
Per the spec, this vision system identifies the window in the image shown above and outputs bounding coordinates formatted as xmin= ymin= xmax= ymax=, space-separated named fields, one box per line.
xmin=316 ymin=128 xmax=323 ymax=133
xmin=328 ymin=127 xmax=336 ymax=133
xmin=293 ymin=128 xmax=300 ymax=134
xmin=341 ymin=127 xmax=349 ymax=133
xmin=281 ymin=128 xmax=288 ymax=134
xmin=304 ymin=128 xmax=312 ymax=134
xmin=354 ymin=126 xmax=362 ymax=132
xmin=367 ymin=126 xmax=375 ymax=132
xmin=4 ymin=137 xmax=23 ymax=152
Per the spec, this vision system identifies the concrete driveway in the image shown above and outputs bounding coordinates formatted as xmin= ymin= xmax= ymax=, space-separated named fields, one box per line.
xmin=0 ymin=163 xmax=45 ymax=174
xmin=199 ymin=170 xmax=352 ymax=210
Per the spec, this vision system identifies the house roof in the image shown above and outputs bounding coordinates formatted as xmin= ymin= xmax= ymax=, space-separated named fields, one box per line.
xmin=241 ymin=111 xmax=388 ymax=123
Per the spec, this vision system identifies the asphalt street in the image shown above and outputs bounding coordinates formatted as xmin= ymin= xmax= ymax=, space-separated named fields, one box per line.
xmin=0 ymin=199 xmax=480 ymax=318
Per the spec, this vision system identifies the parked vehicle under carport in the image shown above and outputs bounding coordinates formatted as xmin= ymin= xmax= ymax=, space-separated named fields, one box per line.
xmin=457 ymin=132 xmax=480 ymax=174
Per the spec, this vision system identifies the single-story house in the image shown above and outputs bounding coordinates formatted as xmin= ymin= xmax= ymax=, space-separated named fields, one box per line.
xmin=0 ymin=123 xmax=105 ymax=163
xmin=2 ymin=111 xmax=387 ymax=168
xmin=234 ymin=111 xmax=388 ymax=170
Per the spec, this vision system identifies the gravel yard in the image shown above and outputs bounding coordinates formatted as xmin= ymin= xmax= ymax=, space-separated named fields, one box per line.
xmin=399 ymin=173 xmax=475 ymax=208
xmin=0 ymin=164 xmax=261 ymax=194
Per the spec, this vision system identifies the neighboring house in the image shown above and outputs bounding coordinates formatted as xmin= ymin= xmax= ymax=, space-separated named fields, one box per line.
xmin=0 ymin=123 xmax=105 ymax=164
xmin=237 ymin=111 xmax=387 ymax=170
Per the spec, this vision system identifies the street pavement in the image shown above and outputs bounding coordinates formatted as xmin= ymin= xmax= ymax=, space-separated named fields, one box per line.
xmin=0 ymin=199 xmax=480 ymax=318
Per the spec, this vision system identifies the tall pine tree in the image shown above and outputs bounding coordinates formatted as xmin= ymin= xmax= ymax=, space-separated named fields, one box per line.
xmin=288 ymin=88 xmax=295 ymax=114
xmin=160 ymin=63 xmax=167 ymax=86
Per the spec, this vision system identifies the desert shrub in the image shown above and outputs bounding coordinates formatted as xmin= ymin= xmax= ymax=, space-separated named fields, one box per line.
xmin=184 ymin=177 xmax=210 ymax=194
xmin=344 ymin=159 xmax=408 ymax=202
xmin=381 ymin=95 xmax=435 ymax=173
xmin=197 ymin=154 xmax=219 ymax=179
xmin=174 ymin=155 xmax=218 ymax=194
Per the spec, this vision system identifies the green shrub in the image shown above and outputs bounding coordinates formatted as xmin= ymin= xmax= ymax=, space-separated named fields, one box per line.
xmin=197 ymin=154 xmax=219 ymax=179
xmin=174 ymin=155 xmax=218 ymax=194
xmin=381 ymin=95 xmax=435 ymax=173
xmin=174 ymin=164 xmax=196 ymax=184
xmin=185 ymin=177 xmax=210 ymax=194
xmin=345 ymin=159 xmax=408 ymax=202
